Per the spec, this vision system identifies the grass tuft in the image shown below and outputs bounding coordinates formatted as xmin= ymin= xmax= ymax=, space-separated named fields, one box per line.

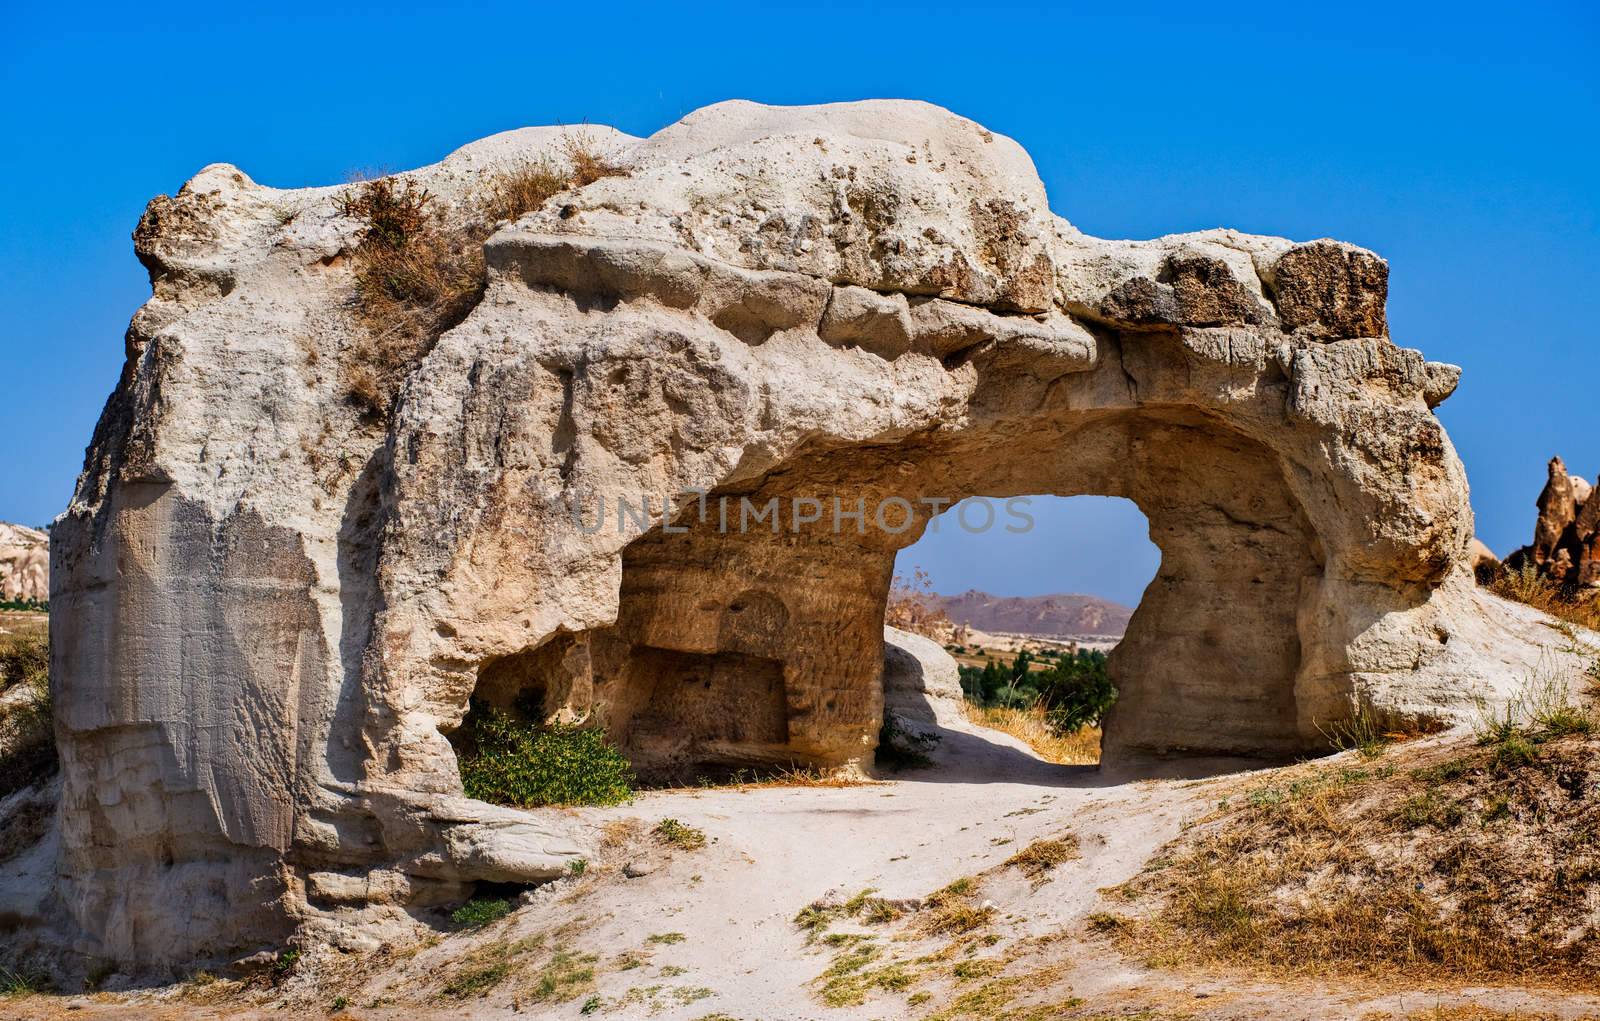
xmin=653 ymin=818 xmax=706 ymax=850
xmin=450 ymin=897 xmax=512 ymax=930
xmin=0 ymin=966 xmax=47 ymax=996
xmin=1003 ymin=836 xmax=1080 ymax=883
xmin=920 ymin=878 xmax=994 ymax=936
xmin=529 ymin=948 xmax=598 ymax=1003
xmin=960 ymin=703 xmax=1100 ymax=765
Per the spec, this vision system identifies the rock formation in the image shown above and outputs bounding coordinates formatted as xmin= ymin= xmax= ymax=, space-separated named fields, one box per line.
xmin=1469 ymin=537 xmax=1502 ymax=580
xmin=42 ymin=99 xmax=1585 ymax=966
xmin=882 ymin=625 xmax=967 ymax=730
xmin=0 ymin=524 xmax=48 ymax=604
xmin=1503 ymin=456 xmax=1600 ymax=587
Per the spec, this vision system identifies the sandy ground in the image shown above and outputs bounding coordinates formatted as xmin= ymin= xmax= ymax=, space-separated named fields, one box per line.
xmin=6 ymin=713 xmax=1599 ymax=1020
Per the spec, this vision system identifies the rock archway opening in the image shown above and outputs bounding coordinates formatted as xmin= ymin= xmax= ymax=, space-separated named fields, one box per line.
xmin=449 ymin=407 xmax=1326 ymax=790
xmin=885 ymin=495 xmax=1160 ymax=768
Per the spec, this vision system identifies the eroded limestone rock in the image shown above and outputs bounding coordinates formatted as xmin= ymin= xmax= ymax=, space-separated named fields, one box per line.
xmin=45 ymin=99 xmax=1585 ymax=967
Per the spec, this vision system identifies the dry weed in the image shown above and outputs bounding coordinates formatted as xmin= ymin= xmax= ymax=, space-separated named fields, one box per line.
xmin=1003 ymin=836 xmax=1080 ymax=883
xmin=1105 ymin=733 xmax=1600 ymax=989
xmin=1489 ymin=565 xmax=1600 ymax=633
xmin=961 ymin=703 xmax=1100 ymax=765
xmin=339 ymin=132 xmax=626 ymax=416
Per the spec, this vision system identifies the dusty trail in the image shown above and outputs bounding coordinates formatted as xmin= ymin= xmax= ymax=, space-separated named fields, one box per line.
xmin=8 ymin=713 xmax=1598 ymax=1020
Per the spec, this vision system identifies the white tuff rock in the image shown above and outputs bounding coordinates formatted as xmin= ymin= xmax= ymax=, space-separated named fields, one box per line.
xmin=38 ymin=99 xmax=1584 ymax=967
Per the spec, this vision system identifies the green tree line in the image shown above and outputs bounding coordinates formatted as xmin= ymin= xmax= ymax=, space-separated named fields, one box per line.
xmin=958 ymin=647 xmax=1116 ymax=733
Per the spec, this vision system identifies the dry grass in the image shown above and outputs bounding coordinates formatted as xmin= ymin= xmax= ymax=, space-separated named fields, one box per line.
xmin=885 ymin=567 xmax=951 ymax=640
xmin=1003 ymin=836 xmax=1080 ymax=884
xmin=649 ymin=763 xmax=873 ymax=793
xmin=1396 ymin=1010 xmax=1573 ymax=1021
xmin=339 ymin=132 xmax=626 ymax=416
xmin=0 ymin=798 xmax=51 ymax=864
xmin=1489 ymin=564 xmax=1600 ymax=632
xmin=0 ymin=612 xmax=48 ymax=644
xmin=961 ymin=703 xmax=1100 ymax=765
xmin=338 ymin=176 xmax=485 ymax=414
xmin=0 ymin=632 xmax=54 ymax=800
xmin=477 ymin=162 xmax=570 ymax=226
xmin=793 ymin=888 xmax=917 ymax=943
xmin=919 ymin=878 xmax=996 ymax=937
xmin=1102 ymin=725 xmax=1600 ymax=989
xmin=813 ymin=941 xmax=918 ymax=1007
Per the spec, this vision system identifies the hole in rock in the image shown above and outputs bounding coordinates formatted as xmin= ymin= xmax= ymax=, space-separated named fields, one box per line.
xmin=450 ymin=409 xmax=1326 ymax=797
xmin=886 ymin=495 xmax=1159 ymax=769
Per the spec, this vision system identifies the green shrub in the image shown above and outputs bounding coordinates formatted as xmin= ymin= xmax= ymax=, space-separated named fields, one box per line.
xmin=272 ymin=949 xmax=300 ymax=977
xmin=456 ymin=702 xmax=633 ymax=808
xmin=653 ymin=818 xmax=706 ymax=850
xmin=1491 ymin=731 xmax=1539 ymax=770
xmin=1535 ymin=703 xmax=1593 ymax=738
xmin=0 ymin=966 xmax=48 ymax=995
xmin=451 ymin=897 xmax=513 ymax=930
xmin=957 ymin=648 xmax=1116 ymax=732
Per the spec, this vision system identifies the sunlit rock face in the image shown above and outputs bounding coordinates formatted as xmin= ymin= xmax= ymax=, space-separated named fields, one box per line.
xmin=47 ymin=99 xmax=1578 ymax=967
xmin=0 ymin=523 xmax=47 ymax=604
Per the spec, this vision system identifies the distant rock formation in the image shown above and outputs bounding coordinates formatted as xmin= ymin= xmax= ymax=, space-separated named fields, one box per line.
xmin=1504 ymin=456 xmax=1600 ymax=587
xmin=927 ymin=589 xmax=1132 ymax=638
xmin=0 ymin=523 xmax=48 ymax=604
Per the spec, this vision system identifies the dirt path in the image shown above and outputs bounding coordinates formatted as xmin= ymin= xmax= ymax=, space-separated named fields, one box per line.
xmin=8 ymin=714 xmax=1598 ymax=1020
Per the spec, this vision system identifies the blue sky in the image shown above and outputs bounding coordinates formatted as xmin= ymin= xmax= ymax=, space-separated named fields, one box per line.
xmin=2 ymin=2 xmax=1594 ymax=606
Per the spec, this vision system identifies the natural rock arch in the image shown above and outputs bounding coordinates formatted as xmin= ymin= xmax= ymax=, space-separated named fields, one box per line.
xmin=48 ymin=100 xmax=1581 ymax=965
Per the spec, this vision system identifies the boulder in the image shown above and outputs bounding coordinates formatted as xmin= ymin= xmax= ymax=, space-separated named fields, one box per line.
xmin=882 ymin=625 xmax=966 ymax=728
xmin=42 ymin=99 xmax=1585 ymax=966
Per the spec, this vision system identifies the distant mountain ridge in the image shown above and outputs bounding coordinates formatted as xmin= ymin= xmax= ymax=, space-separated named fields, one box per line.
xmin=929 ymin=588 xmax=1133 ymax=638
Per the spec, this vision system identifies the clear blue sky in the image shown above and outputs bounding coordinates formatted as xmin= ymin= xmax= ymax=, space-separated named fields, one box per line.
xmin=2 ymin=2 xmax=1594 ymax=607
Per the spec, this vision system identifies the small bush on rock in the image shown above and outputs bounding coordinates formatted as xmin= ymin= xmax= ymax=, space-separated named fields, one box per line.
xmin=338 ymin=132 xmax=627 ymax=417
xmin=456 ymin=702 xmax=633 ymax=808
xmin=451 ymin=897 xmax=513 ymax=930
xmin=652 ymin=818 xmax=706 ymax=850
